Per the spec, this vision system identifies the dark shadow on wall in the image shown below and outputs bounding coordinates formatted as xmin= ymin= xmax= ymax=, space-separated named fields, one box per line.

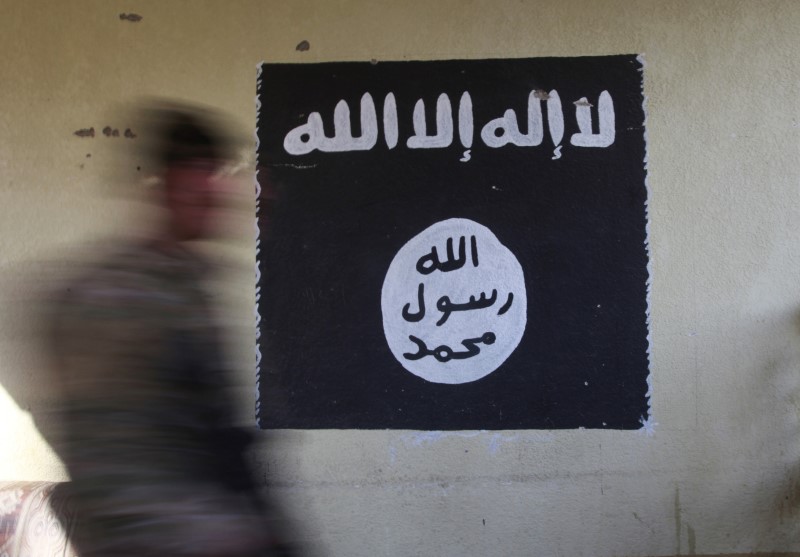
xmin=0 ymin=254 xmax=79 ymax=461
xmin=708 ymin=311 xmax=800 ymax=552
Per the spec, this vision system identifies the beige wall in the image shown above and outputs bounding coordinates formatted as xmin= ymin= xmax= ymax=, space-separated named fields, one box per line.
xmin=2 ymin=1 xmax=800 ymax=555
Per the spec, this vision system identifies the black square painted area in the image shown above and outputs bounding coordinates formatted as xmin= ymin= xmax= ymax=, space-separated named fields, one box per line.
xmin=256 ymin=55 xmax=650 ymax=430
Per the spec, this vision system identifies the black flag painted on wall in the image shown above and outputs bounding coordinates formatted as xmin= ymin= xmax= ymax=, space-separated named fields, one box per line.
xmin=256 ymin=55 xmax=651 ymax=430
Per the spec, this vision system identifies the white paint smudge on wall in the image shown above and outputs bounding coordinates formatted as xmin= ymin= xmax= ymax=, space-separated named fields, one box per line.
xmin=488 ymin=433 xmax=518 ymax=455
xmin=639 ymin=414 xmax=657 ymax=436
xmin=387 ymin=431 xmax=524 ymax=460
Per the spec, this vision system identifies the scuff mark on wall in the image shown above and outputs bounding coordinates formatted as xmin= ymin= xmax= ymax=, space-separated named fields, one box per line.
xmin=391 ymin=431 xmax=520 ymax=460
xmin=488 ymin=433 xmax=518 ymax=455
xmin=73 ymin=127 xmax=135 ymax=139
xmin=674 ymin=486 xmax=682 ymax=554
xmin=98 ymin=127 xmax=137 ymax=138
xmin=401 ymin=431 xmax=481 ymax=447
xmin=119 ymin=13 xmax=143 ymax=22
xmin=632 ymin=512 xmax=656 ymax=535
xmin=687 ymin=524 xmax=696 ymax=555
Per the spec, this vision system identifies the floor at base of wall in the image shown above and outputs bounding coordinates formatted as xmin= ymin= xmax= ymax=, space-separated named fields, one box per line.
xmin=657 ymin=554 xmax=800 ymax=557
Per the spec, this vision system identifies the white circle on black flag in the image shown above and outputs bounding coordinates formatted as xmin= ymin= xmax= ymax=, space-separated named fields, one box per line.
xmin=382 ymin=218 xmax=527 ymax=384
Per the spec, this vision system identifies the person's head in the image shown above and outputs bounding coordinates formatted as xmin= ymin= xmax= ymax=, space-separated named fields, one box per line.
xmin=162 ymin=157 xmax=225 ymax=241
xmin=143 ymin=102 xmax=237 ymax=242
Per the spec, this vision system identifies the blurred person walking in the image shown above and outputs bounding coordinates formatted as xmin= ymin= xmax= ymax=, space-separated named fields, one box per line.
xmin=47 ymin=102 xmax=296 ymax=557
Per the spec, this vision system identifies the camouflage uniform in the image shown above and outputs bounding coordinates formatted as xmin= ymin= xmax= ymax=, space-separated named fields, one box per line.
xmin=50 ymin=242 xmax=282 ymax=556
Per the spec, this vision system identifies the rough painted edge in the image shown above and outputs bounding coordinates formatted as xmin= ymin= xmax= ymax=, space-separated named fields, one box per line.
xmin=637 ymin=53 xmax=656 ymax=436
xmin=254 ymin=62 xmax=264 ymax=427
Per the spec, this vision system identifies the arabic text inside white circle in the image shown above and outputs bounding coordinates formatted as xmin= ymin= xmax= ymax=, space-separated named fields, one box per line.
xmin=381 ymin=218 xmax=527 ymax=384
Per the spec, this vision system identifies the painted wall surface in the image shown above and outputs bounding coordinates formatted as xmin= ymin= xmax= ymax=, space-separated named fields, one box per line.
xmin=255 ymin=56 xmax=653 ymax=430
xmin=1 ymin=1 xmax=799 ymax=555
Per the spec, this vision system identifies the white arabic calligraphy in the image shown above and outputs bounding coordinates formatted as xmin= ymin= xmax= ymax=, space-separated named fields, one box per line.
xmin=458 ymin=92 xmax=473 ymax=149
xmin=284 ymin=93 xmax=378 ymax=154
xmin=481 ymin=90 xmax=544 ymax=148
xmin=283 ymin=89 xmax=616 ymax=156
xmin=383 ymin=93 xmax=399 ymax=149
xmin=407 ymin=93 xmax=454 ymax=149
xmin=570 ymin=90 xmax=615 ymax=148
